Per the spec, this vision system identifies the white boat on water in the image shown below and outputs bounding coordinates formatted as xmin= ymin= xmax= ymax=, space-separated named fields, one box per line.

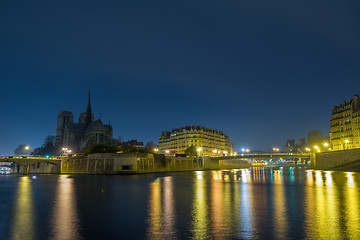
xmin=0 ymin=167 xmax=11 ymax=174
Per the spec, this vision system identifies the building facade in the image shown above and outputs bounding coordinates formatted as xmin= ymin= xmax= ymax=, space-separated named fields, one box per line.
xmin=122 ymin=140 xmax=144 ymax=148
xmin=159 ymin=126 xmax=233 ymax=156
xmin=56 ymin=90 xmax=118 ymax=152
xmin=330 ymin=95 xmax=360 ymax=151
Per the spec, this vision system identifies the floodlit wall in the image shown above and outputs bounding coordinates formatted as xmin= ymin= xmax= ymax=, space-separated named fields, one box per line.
xmin=315 ymin=148 xmax=360 ymax=169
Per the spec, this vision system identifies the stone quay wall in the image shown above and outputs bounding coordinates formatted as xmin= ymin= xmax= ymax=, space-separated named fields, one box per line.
xmin=314 ymin=148 xmax=360 ymax=170
xmin=61 ymin=153 xmax=250 ymax=174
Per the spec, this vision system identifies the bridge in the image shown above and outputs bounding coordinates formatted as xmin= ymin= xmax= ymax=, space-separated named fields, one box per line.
xmin=0 ymin=156 xmax=62 ymax=174
xmin=212 ymin=153 xmax=311 ymax=161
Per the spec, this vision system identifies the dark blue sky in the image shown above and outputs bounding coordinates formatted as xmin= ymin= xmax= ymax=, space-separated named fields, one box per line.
xmin=1 ymin=0 xmax=360 ymax=155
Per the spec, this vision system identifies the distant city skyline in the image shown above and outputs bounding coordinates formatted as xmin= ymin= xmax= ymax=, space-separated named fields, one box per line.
xmin=1 ymin=0 xmax=360 ymax=155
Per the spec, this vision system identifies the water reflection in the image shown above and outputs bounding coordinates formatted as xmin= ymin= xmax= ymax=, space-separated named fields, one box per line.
xmin=273 ymin=168 xmax=288 ymax=239
xmin=147 ymin=178 xmax=163 ymax=239
xmin=345 ymin=172 xmax=360 ymax=239
xmin=144 ymin=168 xmax=360 ymax=239
xmin=50 ymin=175 xmax=80 ymax=240
xmin=147 ymin=176 xmax=176 ymax=239
xmin=191 ymin=171 xmax=209 ymax=239
xmin=10 ymin=176 xmax=35 ymax=240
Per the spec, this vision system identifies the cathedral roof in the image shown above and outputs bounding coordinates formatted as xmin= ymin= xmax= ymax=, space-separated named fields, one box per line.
xmin=85 ymin=119 xmax=112 ymax=133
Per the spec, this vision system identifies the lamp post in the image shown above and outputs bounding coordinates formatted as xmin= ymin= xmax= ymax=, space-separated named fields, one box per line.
xmin=25 ymin=146 xmax=29 ymax=157
xmin=197 ymin=147 xmax=202 ymax=157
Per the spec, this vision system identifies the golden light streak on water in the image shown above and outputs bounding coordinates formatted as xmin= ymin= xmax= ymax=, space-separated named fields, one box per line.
xmin=315 ymin=171 xmax=322 ymax=187
xmin=162 ymin=176 xmax=176 ymax=239
xmin=273 ymin=169 xmax=288 ymax=239
xmin=325 ymin=171 xmax=333 ymax=187
xmin=345 ymin=172 xmax=360 ymax=239
xmin=10 ymin=176 xmax=35 ymax=240
xmin=191 ymin=171 xmax=209 ymax=239
xmin=222 ymin=174 xmax=232 ymax=235
xmin=147 ymin=178 xmax=163 ymax=239
xmin=240 ymin=174 xmax=253 ymax=238
xmin=304 ymin=171 xmax=316 ymax=239
xmin=241 ymin=169 xmax=251 ymax=183
xmin=347 ymin=172 xmax=354 ymax=188
xmin=51 ymin=175 xmax=80 ymax=240
xmin=210 ymin=171 xmax=223 ymax=239
xmin=323 ymin=172 xmax=340 ymax=239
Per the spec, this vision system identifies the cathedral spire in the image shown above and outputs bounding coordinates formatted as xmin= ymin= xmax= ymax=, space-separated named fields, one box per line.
xmin=85 ymin=87 xmax=92 ymax=123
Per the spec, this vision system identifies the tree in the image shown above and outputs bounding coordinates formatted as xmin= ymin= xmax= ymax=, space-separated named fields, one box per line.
xmin=85 ymin=143 xmax=117 ymax=155
xmin=14 ymin=144 xmax=29 ymax=155
xmin=185 ymin=145 xmax=197 ymax=157
xmin=145 ymin=141 xmax=157 ymax=150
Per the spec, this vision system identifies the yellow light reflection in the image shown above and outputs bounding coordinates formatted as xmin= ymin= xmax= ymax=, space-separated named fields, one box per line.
xmin=306 ymin=170 xmax=313 ymax=186
xmin=345 ymin=172 xmax=360 ymax=239
xmin=273 ymin=170 xmax=288 ymax=239
xmin=163 ymin=176 xmax=175 ymax=239
xmin=51 ymin=175 xmax=80 ymax=240
xmin=147 ymin=178 xmax=163 ymax=239
xmin=191 ymin=171 xmax=209 ymax=239
xmin=347 ymin=172 xmax=354 ymax=188
xmin=325 ymin=171 xmax=333 ymax=187
xmin=240 ymin=176 xmax=253 ymax=238
xmin=211 ymin=171 xmax=223 ymax=239
xmin=196 ymin=171 xmax=203 ymax=180
xmin=10 ymin=176 xmax=35 ymax=240
xmin=315 ymin=171 xmax=322 ymax=187
xmin=241 ymin=169 xmax=251 ymax=183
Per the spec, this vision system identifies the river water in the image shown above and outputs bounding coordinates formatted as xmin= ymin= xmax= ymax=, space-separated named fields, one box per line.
xmin=0 ymin=167 xmax=359 ymax=240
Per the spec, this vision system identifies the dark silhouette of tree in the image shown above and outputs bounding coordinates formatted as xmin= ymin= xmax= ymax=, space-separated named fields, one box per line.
xmin=85 ymin=143 xmax=117 ymax=155
xmin=145 ymin=141 xmax=157 ymax=150
xmin=116 ymin=145 xmax=151 ymax=153
xmin=14 ymin=144 xmax=29 ymax=155
xmin=32 ymin=135 xmax=56 ymax=156
xmin=185 ymin=145 xmax=197 ymax=157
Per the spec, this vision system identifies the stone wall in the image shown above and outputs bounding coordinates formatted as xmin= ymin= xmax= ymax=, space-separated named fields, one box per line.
xmin=60 ymin=153 xmax=251 ymax=174
xmin=315 ymin=148 xmax=360 ymax=169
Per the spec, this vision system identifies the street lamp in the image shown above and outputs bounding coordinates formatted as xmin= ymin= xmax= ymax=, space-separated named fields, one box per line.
xmin=197 ymin=147 xmax=202 ymax=157
xmin=25 ymin=146 xmax=29 ymax=156
xmin=344 ymin=139 xmax=349 ymax=150
xmin=154 ymin=148 xmax=159 ymax=153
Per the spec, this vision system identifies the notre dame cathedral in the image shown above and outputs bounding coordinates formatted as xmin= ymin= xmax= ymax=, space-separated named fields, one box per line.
xmin=55 ymin=90 xmax=118 ymax=152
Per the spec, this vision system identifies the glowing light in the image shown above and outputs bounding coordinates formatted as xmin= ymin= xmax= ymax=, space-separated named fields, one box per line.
xmin=212 ymin=149 xmax=218 ymax=153
xmin=246 ymin=149 xmax=250 ymax=153
xmin=347 ymin=172 xmax=354 ymax=188
xmin=325 ymin=171 xmax=333 ymax=187
xmin=314 ymin=146 xmax=319 ymax=150
xmin=154 ymin=148 xmax=159 ymax=152
xmin=323 ymin=143 xmax=329 ymax=147
xmin=25 ymin=146 xmax=29 ymax=150
xmin=165 ymin=150 xmax=170 ymax=154
xmin=197 ymin=148 xmax=202 ymax=152
xmin=241 ymin=148 xmax=245 ymax=152
xmin=315 ymin=171 xmax=322 ymax=187
xmin=345 ymin=139 xmax=349 ymax=143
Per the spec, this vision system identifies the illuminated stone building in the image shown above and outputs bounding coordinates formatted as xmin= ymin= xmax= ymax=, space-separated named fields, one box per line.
xmin=159 ymin=126 xmax=233 ymax=156
xmin=330 ymin=95 xmax=360 ymax=150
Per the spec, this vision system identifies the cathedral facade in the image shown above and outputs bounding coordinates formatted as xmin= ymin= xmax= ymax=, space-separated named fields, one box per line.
xmin=55 ymin=90 xmax=118 ymax=152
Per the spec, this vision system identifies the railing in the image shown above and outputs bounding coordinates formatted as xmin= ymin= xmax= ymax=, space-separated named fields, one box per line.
xmin=0 ymin=156 xmax=61 ymax=160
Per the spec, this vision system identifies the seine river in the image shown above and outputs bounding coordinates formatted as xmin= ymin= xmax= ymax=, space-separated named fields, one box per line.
xmin=1 ymin=168 xmax=359 ymax=240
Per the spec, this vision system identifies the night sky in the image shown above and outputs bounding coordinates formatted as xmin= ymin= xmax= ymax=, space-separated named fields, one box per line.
xmin=1 ymin=0 xmax=360 ymax=155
